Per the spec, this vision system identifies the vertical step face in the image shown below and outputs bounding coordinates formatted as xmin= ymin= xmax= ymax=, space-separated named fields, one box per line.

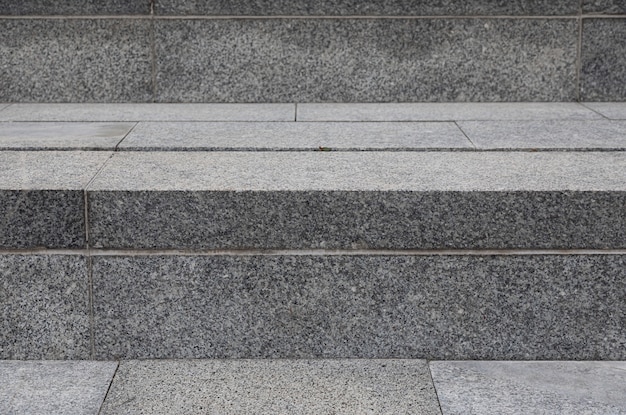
xmin=91 ymin=254 xmax=626 ymax=360
xmin=1 ymin=3 xmax=625 ymax=101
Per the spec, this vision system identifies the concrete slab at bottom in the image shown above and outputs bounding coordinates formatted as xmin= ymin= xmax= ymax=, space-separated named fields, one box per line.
xmin=99 ymin=360 xmax=441 ymax=415
xmin=430 ymin=361 xmax=626 ymax=415
xmin=0 ymin=361 xmax=118 ymax=415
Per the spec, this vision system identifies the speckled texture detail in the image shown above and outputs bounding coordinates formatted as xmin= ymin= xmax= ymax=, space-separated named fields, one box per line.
xmin=0 ymin=255 xmax=91 ymax=359
xmin=99 ymin=360 xmax=441 ymax=414
xmin=457 ymin=120 xmax=626 ymax=150
xmin=155 ymin=0 xmax=579 ymax=16
xmin=154 ymin=19 xmax=578 ymax=102
xmin=0 ymin=0 xmax=151 ymax=15
xmin=91 ymin=255 xmax=626 ymax=359
xmin=0 ymin=361 xmax=117 ymax=415
xmin=88 ymin=190 xmax=626 ymax=250
xmin=0 ymin=122 xmax=135 ymax=150
xmin=0 ymin=190 xmax=86 ymax=248
xmin=119 ymin=121 xmax=472 ymax=150
xmin=584 ymin=102 xmax=626 ymax=119
xmin=581 ymin=19 xmax=626 ymax=101
xmin=0 ymin=19 xmax=152 ymax=102
xmin=583 ymin=0 xmax=626 ymax=14
xmin=430 ymin=361 xmax=626 ymax=414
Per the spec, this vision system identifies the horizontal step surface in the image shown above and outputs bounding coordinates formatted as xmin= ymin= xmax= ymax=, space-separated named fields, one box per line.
xmin=3 ymin=360 xmax=626 ymax=415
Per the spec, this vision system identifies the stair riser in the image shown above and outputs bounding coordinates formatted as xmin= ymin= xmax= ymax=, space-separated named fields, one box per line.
xmin=2 ymin=254 xmax=625 ymax=360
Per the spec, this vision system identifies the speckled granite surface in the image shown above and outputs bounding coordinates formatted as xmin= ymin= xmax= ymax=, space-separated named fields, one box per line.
xmin=583 ymin=0 xmax=626 ymax=14
xmin=0 ymin=0 xmax=150 ymax=15
xmin=91 ymin=254 xmax=626 ymax=359
xmin=581 ymin=19 xmax=626 ymax=101
xmin=155 ymin=0 xmax=579 ymax=16
xmin=0 ymin=19 xmax=152 ymax=102
xmin=154 ymin=18 xmax=578 ymax=102
xmin=0 ymin=255 xmax=91 ymax=359
xmin=99 ymin=360 xmax=441 ymax=414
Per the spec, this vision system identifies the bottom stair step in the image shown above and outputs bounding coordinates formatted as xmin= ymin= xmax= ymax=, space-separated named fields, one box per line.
xmin=2 ymin=360 xmax=626 ymax=415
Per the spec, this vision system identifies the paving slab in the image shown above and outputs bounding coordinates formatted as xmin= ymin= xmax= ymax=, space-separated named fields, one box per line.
xmin=0 ymin=361 xmax=117 ymax=415
xmin=120 ymin=121 xmax=471 ymax=151
xmin=297 ymin=103 xmax=600 ymax=121
xmin=458 ymin=120 xmax=626 ymax=150
xmin=0 ymin=19 xmax=152 ymax=102
xmin=430 ymin=361 xmax=626 ymax=414
xmin=0 ymin=104 xmax=9 ymax=112
xmin=0 ymin=255 xmax=91 ymax=359
xmin=87 ymin=152 xmax=626 ymax=249
xmin=99 ymin=359 xmax=440 ymax=414
xmin=0 ymin=151 xmax=111 ymax=248
xmin=92 ymin=255 xmax=626 ymax=359
xmin=155 ymin=19 xmax=576 ymax=102
xmin=0 ymin=122 xmax=135 ymax=150
xmin=581 ymin=18 xmax=626 ymax=101
xmin=583 ymin=0 xmax=626 ymax=14
xmin=0 ymin=103 xmax=295 ymax=122
xmin=584 ymin=102 xmax=626 ymax=120
xmin=157 ymin=0 xmax=577 ymax=16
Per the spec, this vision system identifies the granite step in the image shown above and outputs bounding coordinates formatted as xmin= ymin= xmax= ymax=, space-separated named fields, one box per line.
xmin=2 ymin=360 xmax=626 ymax=415
xmin=1 ymin=103 xmax=625 ymax=361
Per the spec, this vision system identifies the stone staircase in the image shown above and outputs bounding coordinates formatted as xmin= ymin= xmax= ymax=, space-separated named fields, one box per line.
xmin=1 ymin=1 xmax=626 ymax=413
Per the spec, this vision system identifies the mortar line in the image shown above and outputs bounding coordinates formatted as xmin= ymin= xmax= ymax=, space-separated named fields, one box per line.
xmin=114 ymin=122 xmax=139 ymax=151
xmin=150 ymin=0 xmax=157 ymax=103
xmin=97 ymin=361 xmax=120 ymax=415
xmin=294 ymin=103 xmax=298 ymax=121
xmin=2 ymin=248 xmax=625 ymax=256
xmin=579 ymin=103 xmax=612 ymax=120
xmin=1 ymin=14 xmax=624 ymax=19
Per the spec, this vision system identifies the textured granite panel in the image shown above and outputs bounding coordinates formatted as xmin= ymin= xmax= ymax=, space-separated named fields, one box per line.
xmin=0 ymin=255 xmax=90 ymax=359
xmin=0 ymin=151 xmax=111 ymax=248
xmin=583 ymin=0 xmax=626 ymax=14
xmin=92 ymin=255 xmax=626 ymax=359
xmin=88 ymin=190 xmax=626 ymax=250
xmin=99 ymin=360 xmax=441 ymax=414
xmin=458 ymin=120 xmax=626 ymax=150
xmin=581 ymin=19 xmax=626 ymax=101
xmin=119 ymin=121 xmax=472 ymax=150
xmin=156 ymin=0 xmax=578 ymax=16
xmin=0 ymin=122 xmax=135 ymax=150
xmin=0 ymin=103 xmax=295 ymax=122
xmin=430 ymin=361 xmax=626 ymax=414
xmin=0 ymin=1 xmax=150 ymax=15
xmin=584 ymin=102 xmax=626 ymax=119
xmin=155 ymin=19 xmax=577 ymax=102
xmin=297 ymin=103 xmax=602 ymax=121
xmin=86 ymin=151 xmax=626 ymax=192
xmin=0 ymin=361 xmax=117 ymax=415
xmin=0 ymin=19 xmax=152 ymax=102
xmin=86 ymin=152 xmax=626 ymax=249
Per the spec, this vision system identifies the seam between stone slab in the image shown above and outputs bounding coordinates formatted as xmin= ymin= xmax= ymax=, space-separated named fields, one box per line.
xmin=580 ymin=103 xmax=613 ymax=120
xmin=97 ymin=361 xmax=120 ymax=415
xmin=453 ymin=121 xmax=477 ymax=149
xmin=427 ymin=361 xmax=445 ymax=415
xmin=2 ymin=14 xmax=624 ymax=19
xmin=114 ymin=122 xmax=139 ymax=151
xmin=2 ymin=248 xmax=626 ymax=256
xmin=576 ymin=6 xmax=582 ymax=102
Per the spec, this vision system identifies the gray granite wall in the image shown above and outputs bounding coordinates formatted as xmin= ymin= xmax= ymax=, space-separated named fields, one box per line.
xmin=0 ymin=1 xmax=624 ymax=102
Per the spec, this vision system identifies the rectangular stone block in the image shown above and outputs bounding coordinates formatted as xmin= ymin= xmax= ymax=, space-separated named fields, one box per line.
xmin=92 ymin=254 xmax=626 ymax=359
xmin=430 ymin=361 xmax=626 ymax=414
xmin=156 ymin=0 xmax=578 ymax=16
xmin=584 ymin=102 xmax=626 ymax=120
xmin=0 ymin=1 xmax=150 ymax=15
xmin=0 ymin=255 xmax=91 ymax=359
xmin=155 ymin=19 xmax=578 ymax=102
xmin=581 ymin=19 xmax=626 ymax=101
xmin=583 ymin=0 xmax=626 ymax=14
xmin=458 ymin=120 xmax=626 ymax=150
xmin=99 ymin=360 xmax=441 ymax=414
xmin=0 ymin=361 xmax=117 ymax=415
xmin=0 ymin=151 xmax=111 ymax=248
xmin=0 ymin=122 xmax=136 ymax=150
xmin=0 ymin=103 xmax=296 ymax=122
xmin=119 ymin=121 xmax=472 ymax=151
xmin=0 ymin=19 xmax=152 ymax=102
xmin=87 ymin=152 xmax=626 ymax=250
xmin=297 ymin=103 xmax=602 ymax=122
